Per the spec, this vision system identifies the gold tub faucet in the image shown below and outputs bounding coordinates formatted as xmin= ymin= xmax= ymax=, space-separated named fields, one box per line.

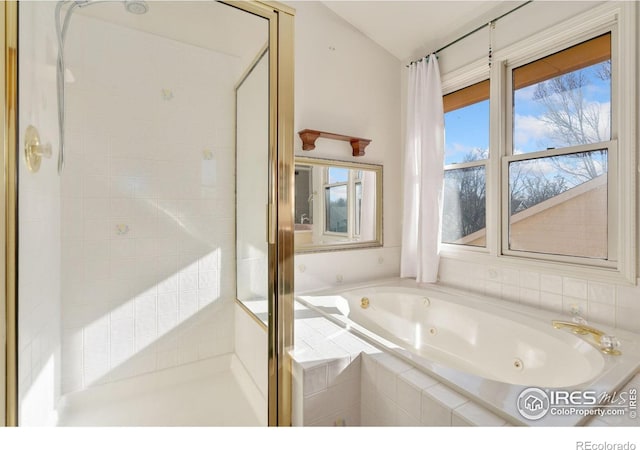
xmin=552 ymin=320 xmax=621 ymax=355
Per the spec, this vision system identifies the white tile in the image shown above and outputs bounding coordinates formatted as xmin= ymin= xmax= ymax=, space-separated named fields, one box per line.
xmin=617 ymin=285 xmax=640 ymax=309
xmin=519 ymin=287 xmax=540 ymax=307
xmin=83 ymin=317 xmax=110 ymax=386
xmin=83 ymin=198 xmax=109 ymax=220
xmin=397 ymin=375 xmax=421 ymax=420
xmin=519 ymin=271 xmax=540 ymax=290
xmin=397 ymin=407 xmax=421 ymax=427
xmin=501 ymin=284 xmax=519 ymax=302
xmin=134 ymin=295 xmax=157 ymax=351
xmin=178 ymin=291 xmax=198 ymax=321
xmin=540 ymin=274 xmax=563 ymax=294
xmin=110 ymin=312 xmax=134 ymax=366
xmin=485 ymin=266 xmax=501 ymax=281
xmin=399 ymin=368 xmax=439 ymax=391
xmin=485 ymin=281 xmax=501 ymax=298
xmin=303 ymin=363 xmax=327 ymax=397
xmin=585 ymin=418 xmax=610 ymax=427
xmin=421 ymin=384 xmax=468 ymax=426
xmin=360 ymin=401 xmax=378 ymax=426
xmin=588 ymin=301 xmax=616 ymax=327
xmin=327 ymin=357 xmax=356 ymax=386
xmin=83 ymin=219 xmax=108 ymax=241
xmin=372 ymin=352 xmax=413 ymax=374
xmin=586 ymin=281 xmax=616 ymax=306
xmin=83 ymin=174 xmax=109 ymax=198
xmin=179 ymin=269 xmax=199 ymax=292
xmin=616 ymin=306 xmax=640 ymax=333
xmin=453 ymin=402 xmax=506 ymax=426
xmin=157 ymin=292 xmax=178 ymax=335
xmin=540 ymin=292 xmax=563 ymax=312
xmin=563 ymin=277 xmax=588 ymax=299
xmin=501 ymin=268 xmax=519 ymax=286
xmin=304 ymin=390 xmax=333 ymax=425
xmin=375 ymin=392 xmax=398 ymax=426
xmin=375 ymin=360 xmax=398 ymax=402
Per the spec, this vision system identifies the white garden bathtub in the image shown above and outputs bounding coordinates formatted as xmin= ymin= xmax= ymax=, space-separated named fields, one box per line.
xmin=296 ymin=279 xmax=640 ymax=426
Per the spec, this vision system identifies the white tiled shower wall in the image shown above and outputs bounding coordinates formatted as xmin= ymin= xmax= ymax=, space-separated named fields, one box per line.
xmin=438 ymin=258 xmax=640 ymax=334
xmin=18 ymin=2 xmax=62 ymax=426
xmin=60 ymin=15 xmax=240 ymax=393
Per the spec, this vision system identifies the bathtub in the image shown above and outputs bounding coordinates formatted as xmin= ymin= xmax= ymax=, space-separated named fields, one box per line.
xmin=296 ymin=279 xmax=640 ymax=426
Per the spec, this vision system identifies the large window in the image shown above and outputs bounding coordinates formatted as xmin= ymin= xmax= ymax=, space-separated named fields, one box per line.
xmin=439 ymin=5 xmax=636 ymax=281
xmin=506 ymin=33 xmax=613 ymax=261
xmin=443 ymin=80 xmax=489 ymax=247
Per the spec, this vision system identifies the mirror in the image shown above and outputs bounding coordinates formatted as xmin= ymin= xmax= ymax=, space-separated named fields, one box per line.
xmin=295 ymin=157 xmax=382 ymax=253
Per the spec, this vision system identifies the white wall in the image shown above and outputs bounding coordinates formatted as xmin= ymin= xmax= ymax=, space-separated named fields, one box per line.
xmin=289 ymin=1 xmax=403 ymax=293
xmin=18 ymin=1 xmax=62 ymax=426
xmin=60 ymin=14 xmax=240 ymax=393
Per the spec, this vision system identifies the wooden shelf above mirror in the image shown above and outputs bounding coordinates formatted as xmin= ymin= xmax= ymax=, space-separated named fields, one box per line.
xmin=298 ymin=129 xmax=371 ymax=157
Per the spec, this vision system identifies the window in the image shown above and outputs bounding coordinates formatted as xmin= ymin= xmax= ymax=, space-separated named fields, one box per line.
xmin=439 ymin=3 xmax=636 ymax=281
xmin=323 ymin=167 xmax=362 ymax=238
xmin=505 ymin=33 xmax=613 ymax=262
xmin=443 ymin=80 xmax=489 ymax=247
xmin=324 ymin=167 xmax=348 ymax=233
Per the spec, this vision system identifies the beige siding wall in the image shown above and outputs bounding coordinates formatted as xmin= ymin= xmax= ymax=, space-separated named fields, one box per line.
xmin=509 ymin=184 xmax=607 ymax=258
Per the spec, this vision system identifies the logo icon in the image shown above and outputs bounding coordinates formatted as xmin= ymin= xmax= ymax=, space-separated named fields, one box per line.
xmin=517 ymin=387 xmax=550 ymax=420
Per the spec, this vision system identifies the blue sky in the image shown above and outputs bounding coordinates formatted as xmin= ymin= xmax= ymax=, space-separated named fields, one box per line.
xmin=444 ymin=63 xmax=611 ymax=165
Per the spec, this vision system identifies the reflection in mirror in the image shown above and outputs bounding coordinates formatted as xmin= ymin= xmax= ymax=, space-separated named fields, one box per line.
xmin=295 ymin=157 xmax=382 ymax=253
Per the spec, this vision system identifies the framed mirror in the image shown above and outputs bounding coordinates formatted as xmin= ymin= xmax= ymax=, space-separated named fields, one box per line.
xmin=295 ymin=157 xmax=382 ymax=253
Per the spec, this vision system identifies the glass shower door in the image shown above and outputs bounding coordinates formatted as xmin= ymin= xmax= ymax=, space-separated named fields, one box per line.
xmin=7 ymin=0 xmax=294 ymax=427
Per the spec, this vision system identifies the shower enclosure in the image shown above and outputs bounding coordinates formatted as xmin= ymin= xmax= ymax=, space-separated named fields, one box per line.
xmin=2 ymin=0 xmax=294 ymax=426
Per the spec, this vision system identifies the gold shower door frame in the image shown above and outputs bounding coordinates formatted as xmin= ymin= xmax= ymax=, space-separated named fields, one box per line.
xmin=1 ymin=0 xmax=295 ymax=427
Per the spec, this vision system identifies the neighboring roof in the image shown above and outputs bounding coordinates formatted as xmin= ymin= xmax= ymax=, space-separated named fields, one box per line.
xmin=453 ymin=174 xmax=607 ymax=245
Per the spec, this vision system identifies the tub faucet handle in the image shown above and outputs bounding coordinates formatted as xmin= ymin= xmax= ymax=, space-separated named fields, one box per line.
xmin=570 ymin=306 xmax=588 ymax=326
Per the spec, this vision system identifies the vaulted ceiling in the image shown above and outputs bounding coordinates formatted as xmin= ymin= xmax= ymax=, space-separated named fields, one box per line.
xmin=322 ymin=1 xmax=524 ymax=62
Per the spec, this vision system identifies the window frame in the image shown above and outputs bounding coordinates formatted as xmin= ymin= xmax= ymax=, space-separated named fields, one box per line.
xmin=438 ymin=2 xmax=636 ymax=285
xmin=503 ymin=26 xmax=619 ymax=269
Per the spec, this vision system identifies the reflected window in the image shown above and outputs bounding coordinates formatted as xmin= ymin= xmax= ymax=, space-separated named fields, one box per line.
xmin=325 ymin=185 xmax=348 ymax=233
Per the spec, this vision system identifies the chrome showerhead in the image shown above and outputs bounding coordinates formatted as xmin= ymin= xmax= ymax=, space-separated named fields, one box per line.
xmin=124 ymin=0 xmax=148 ymax=15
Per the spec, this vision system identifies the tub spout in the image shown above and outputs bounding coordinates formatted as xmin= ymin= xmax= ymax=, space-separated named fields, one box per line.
xmin=552 ymin=320 xmax=621 ymax=355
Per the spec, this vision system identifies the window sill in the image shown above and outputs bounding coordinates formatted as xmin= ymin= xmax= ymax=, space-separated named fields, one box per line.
xmin=439 ymin=245 xmax=636 ymax=286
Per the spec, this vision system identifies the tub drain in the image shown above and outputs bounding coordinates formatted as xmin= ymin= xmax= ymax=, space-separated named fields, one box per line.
xmin=429 ymin=327 xmax=437 ymax=336
xmin=513 ymin=358 xmax=524 ymax=371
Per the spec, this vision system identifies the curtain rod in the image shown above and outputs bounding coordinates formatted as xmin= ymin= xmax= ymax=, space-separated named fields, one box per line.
xmin=406 ymin=0 xmax=533 ymax=67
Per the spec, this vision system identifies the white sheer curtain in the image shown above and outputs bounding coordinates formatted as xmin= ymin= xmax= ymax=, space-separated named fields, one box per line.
xmin=400 ymin=55 xmax=444 ymax=283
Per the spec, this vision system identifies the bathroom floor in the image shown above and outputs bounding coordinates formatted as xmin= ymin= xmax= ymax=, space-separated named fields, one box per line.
xmin=58 ymin=354 xmax=265 ymax=426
